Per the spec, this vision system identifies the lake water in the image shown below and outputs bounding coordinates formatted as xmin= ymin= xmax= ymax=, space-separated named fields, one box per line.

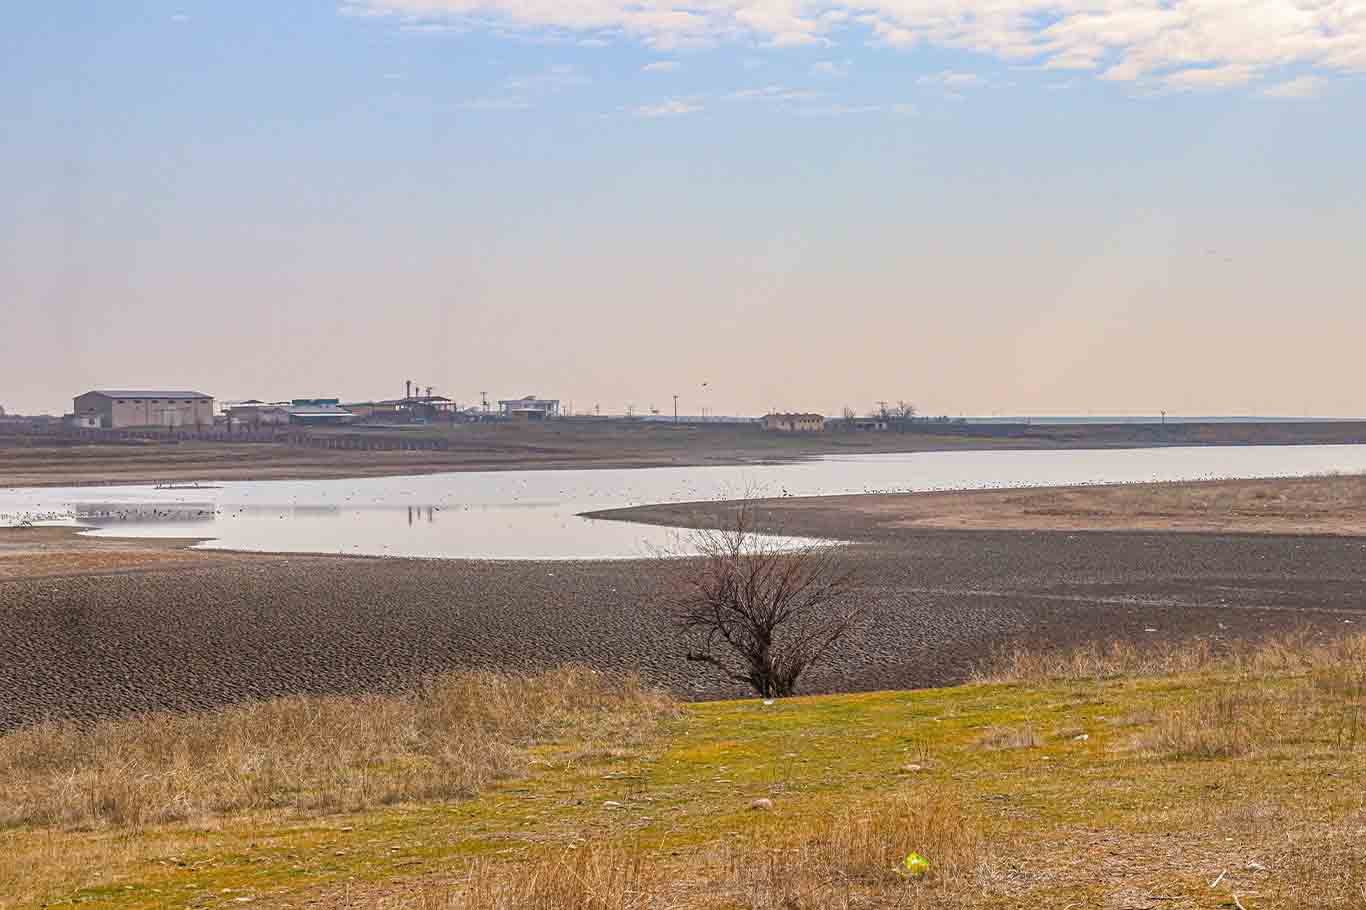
xmin=4 ymin=445 xmax=1366 ymax=560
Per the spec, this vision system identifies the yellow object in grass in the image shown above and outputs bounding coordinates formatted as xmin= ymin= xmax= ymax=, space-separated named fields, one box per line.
xmin=900 ymin=852 xmax=930 ymax=878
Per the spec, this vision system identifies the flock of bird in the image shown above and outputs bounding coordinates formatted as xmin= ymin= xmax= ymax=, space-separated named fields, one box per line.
xmin=0 ymin=509 xmax=73 ymax=528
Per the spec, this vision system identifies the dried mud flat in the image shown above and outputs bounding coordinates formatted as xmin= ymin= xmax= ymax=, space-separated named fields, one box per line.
xmin=4 ymin=523 xmax=1366 ymax=732
xmin=8 ymin=419 xmax=1366 ymax=489
xmin=591 ymin=474 xmax=1366 ymax=539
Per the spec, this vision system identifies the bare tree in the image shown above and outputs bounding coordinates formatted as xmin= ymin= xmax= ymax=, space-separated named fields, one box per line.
xmin=841 ymin=405 xmax=857 ymax=421
xmin=895 ymin=400 xmax=917 ymax=420
xmin=670 ymin=502 xmax=864 ymax=698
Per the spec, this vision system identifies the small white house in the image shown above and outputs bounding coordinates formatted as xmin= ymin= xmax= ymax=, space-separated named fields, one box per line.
xmin=762 ymin=413 xmax=826 ymax=433
xmin=498 ymin=396 xmax=561 ymax=420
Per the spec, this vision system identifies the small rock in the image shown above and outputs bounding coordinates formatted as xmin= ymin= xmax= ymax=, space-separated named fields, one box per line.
xmin=1073 ymin=734 xmax=1089 ymax=742
xmin=750 ymin=798 xmax=774 ymax=811
xmin=762 ymin=699 xmax=775 ymax=706
xmin=603 ymin=800 xmax=624 ymax=810
xmin=901 ymin=764 xmax=924 ymax=773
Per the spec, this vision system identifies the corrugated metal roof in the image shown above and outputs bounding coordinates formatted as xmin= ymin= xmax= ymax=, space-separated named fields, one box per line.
xmin=85 ymin=390 xmax=213 ymax=400
xmin=287 ymin=406 xmax=353 ymax=417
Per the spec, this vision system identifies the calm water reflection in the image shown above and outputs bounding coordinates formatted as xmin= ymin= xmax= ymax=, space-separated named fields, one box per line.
xmin=4 ymin=445 xmax=1366 ymax=560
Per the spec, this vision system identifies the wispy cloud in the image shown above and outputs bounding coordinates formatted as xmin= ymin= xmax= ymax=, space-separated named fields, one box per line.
xmin=797 ymin=103 xmax=882 ymax=116
xmin=725 ymin=85 xmax=822 ymax=102
xmin=397 ymin=21 xmax=465 ymax=35
xmin=457 ymin=96 xmax=532 ymax=111
xmin=1262 ymin=75 xmax=1326 ymax=99
xmin=642 ymin=60 xmax=681 ymax=73
xmin=349 ymin=1 xmax=1366 ymax=92
xmin=918 ymin=70 xmax=983 ymax=87
xmin=505 ymin=64 xmax=590 ymax=92
xmin=811 ymin=60 xmax=850 ymax=77
xmin=795 ymin=101 xmax=917 ymax=117
xmin=1162 ymin=64 xmax=1260 ymax=91
xmin=634 ymin=98 xmax=701 ymax=116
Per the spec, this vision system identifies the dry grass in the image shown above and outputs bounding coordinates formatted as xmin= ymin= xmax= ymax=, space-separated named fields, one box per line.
xmin=974 ymin=628 xmax=1365 ymax=685
xmin=975 ymin=637 xmax=1223 ymax=684
xmin=858 ymin=472 xmax=1366 ymax=536
xmin=1129 ymin=686 xmax=1303 ymax=759
xmin=981 ymin=632 xmax=1366 ymax=763
xmin=975 ymin=725 xmax=1041 ymax=751
xmin=401 ymin=791 xmax=986 ymax=910
xmin=14 ymin=633 xmax=1366 ymax=910
xmin=0 ymin=667 xmax=675 ymax=830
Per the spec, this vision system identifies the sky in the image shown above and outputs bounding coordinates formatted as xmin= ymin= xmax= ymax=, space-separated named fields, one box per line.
xmin=2 ymin=1 xmax=1364 ymax=418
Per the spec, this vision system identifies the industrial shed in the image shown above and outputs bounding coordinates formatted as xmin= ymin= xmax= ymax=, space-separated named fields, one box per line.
xmin=73 ymin=390 xmax=215 ymax=429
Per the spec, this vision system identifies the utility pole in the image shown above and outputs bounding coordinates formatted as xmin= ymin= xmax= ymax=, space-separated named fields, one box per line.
xmin=673 ymin=394 xmax=679 ymax=423
xmin=480 ymin=392 xmax=488 ymax=414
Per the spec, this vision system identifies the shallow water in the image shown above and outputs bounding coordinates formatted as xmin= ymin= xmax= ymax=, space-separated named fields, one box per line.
xmin=4 ymin=445 xmax=1366 ymax=560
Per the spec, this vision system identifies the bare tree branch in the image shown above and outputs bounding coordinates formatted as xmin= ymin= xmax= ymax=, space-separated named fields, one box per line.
xmin=667 ymin=501 xmax=866 ymax=698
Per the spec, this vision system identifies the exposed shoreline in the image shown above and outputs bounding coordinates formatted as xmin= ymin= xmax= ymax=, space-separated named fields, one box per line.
xmin=6 ymin=474 xmax=1366 ymax=732
xmin=588 ymin=473 xmax=1366 ymax=540
xmin=6 ymin=419 xmax=1366 ymax=488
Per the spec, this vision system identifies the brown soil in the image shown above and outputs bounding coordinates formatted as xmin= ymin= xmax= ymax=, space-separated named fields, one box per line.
xmin=0 ymin=527 xmax=266 ymax=582
xmin=594 ymin=474 xmax=1366 ymax=539
xmin=6 ymin=419 xmax=1366 ymax=488
xmin=5 ymin=502 xmax=1366 ymax=731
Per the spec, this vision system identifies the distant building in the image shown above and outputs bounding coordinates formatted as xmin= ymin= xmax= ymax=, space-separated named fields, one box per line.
xmin=345 ymin=396 xmax=453 ymax=423
xmin=762 ymin=413 xmax=826 ymax=433
xmin=832 ymin=417 xmax=889 ymax=432
xmin=285 ymin=402 xmax=353 ymax=426
xmin=228 ymin=399 xmax=355 ymax=427
xmin=499 ymin=396 xmax=561 ymax=421
xmin=73 ymin=390 xmax=214 ymax=429
xmin=227 ymin=402 xmax=291 ymax=428
xmin=64 ymin=414 xmax=101 ymax=429
xmin=344 ymin=401 xmax=400 ymax=421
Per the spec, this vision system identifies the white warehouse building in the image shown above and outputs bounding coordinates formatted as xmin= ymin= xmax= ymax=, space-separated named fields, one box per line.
xmin=73 ymin=390 xmax=215 ymax=429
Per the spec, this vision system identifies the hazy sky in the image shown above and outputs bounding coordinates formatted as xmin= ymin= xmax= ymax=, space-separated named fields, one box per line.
xmin=3 ymin=1 xmax=1364 ymax=418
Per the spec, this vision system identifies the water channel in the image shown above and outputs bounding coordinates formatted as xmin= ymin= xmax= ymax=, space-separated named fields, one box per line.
xmin=4 ymin=445 xmax=1366 ymax=560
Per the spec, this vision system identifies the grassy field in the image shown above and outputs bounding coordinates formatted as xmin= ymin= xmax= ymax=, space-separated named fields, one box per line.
xmin=5 ymin=636 xmax=1365 ymax=909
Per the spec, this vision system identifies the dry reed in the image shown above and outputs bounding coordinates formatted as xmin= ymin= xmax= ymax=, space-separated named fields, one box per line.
xmin=416 ymin=791 xmax=986 ymax=910
xmin=975 ymin=725 xmax=1041 ymax=751
xmin=974 ymin=629 xmax=1366 ymax=685
xmin=0 ymin=667 xmax=675 ymax=830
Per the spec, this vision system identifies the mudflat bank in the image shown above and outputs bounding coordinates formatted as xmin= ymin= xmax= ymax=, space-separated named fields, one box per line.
xmin=6 ymin=419 xmax=1366 ymax=488
xmin=592 ymin=473 xmax=1366 ymax=539
xmin=4 ymin=521 xmax=1365 ymax=732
